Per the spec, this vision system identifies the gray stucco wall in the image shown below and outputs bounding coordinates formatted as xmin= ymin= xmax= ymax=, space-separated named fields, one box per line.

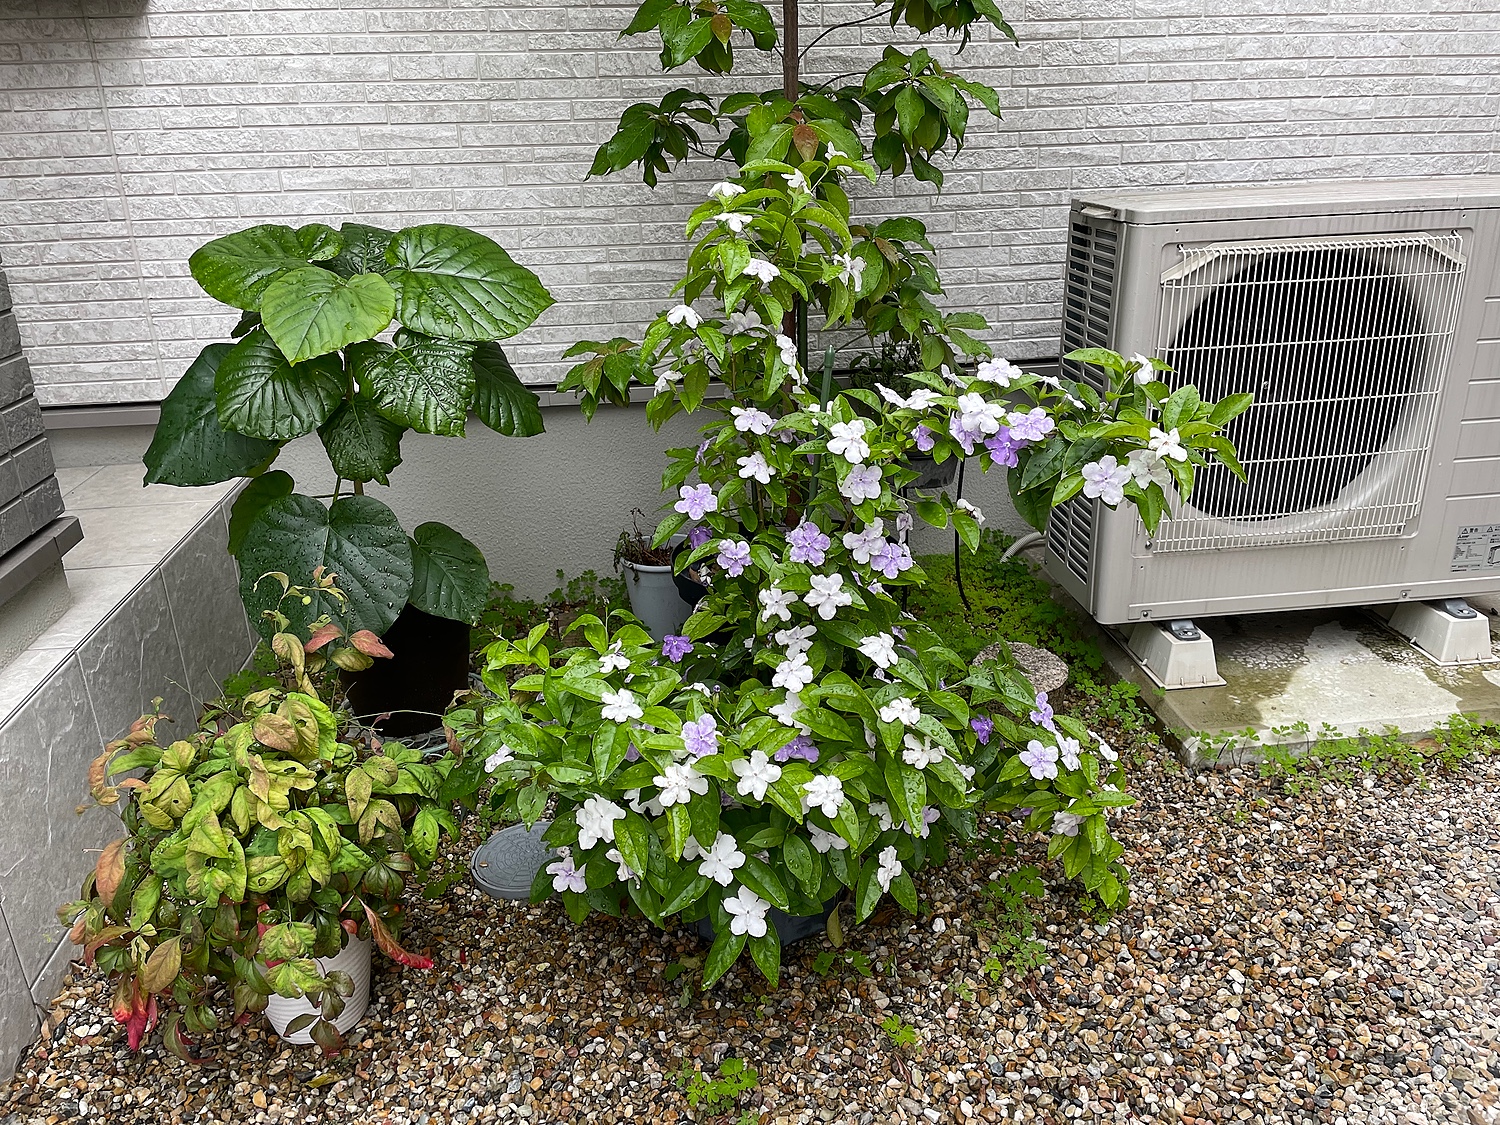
xmin=3 ymin=0 xmax=1497 ymax=406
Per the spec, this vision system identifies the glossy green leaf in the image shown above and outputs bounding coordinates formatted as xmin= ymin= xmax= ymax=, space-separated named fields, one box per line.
xmin=317 ymin=396 xmax=404 ymax=485
xmin=215 ymin=329 xmax=345 ymax=441
xmin=472 ymin=342 xmax=544 ymax=437
xmin=327 ymin=223 xmax=396 ymax=278
xmin=258 ymin=266 xmax=394 ymax=364
xmin=188 ymin=224 xmax=341 ymax=310
xmin=227 ymin=470 xmax=293 ymax=554
xmin=406 ymin=521 xmax=490 ymax=625
xmin=238 ymin=493 xmax=413 ymax=639
xmin=702 ymin=925 xmax=747 ymax=988
xmin=385 ymin=224 xmax=554 ymax=342
xmin=144 ymin=344 xmax=280 ymax=486
xmin=348 ymin=336 xmax=475 ymax=437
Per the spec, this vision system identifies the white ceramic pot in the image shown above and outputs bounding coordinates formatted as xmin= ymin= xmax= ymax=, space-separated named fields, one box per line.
xmin=264 ymin=934 xmax=373 ymax=1044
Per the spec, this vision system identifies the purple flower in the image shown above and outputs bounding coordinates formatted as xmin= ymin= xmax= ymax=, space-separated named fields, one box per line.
xmin=948 ymin=414 xmax=984 ymax=456
xmin=985 ymin=426 xmax=1024 ymax=468
xmin=695 ymin=438 xmax=712 ymax=464
xmin=786 ymin=521 xmax=831 ymax=566
xmin=913 ymin=424 xmax=936 ymax=453
xmin=625 ymin=743 xmax=641 ymax=762
xmin=1029 ymin=691 xmax=1056 ymax=732
xmin=869 ymin=540 xmax=913 ymax=580
xmin=674 ymin=483 xmax=718 ymax=520
xmin=1020 ymin=739 xmax=1059 ymax=781
xmin=687 ymin=525 xmax=711 ymax=549
xmin=971 ymin=716 xmax=993 ymax=745
xmin=662 ymin=635 xmax=694 ymax=663
xmin=1007 ymin=407 xmax=1055 ymax=443
xmin=546 ymin=852 xmax=587 ymax=894
xmin=682 ymin=714 xmax=719 ymax=757
xmin=717 ymin=539 xmax=751 ymax=577
xmin=774 ymin=735 xmax=820 ymax=763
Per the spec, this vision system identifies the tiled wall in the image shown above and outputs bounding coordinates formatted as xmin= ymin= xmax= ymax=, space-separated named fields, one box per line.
xmin=0 ymin=1 xmax=1496 ymax=405
xmin=0 ymin=255 xmax=62 ymax=554
xmin=0 ymin=484 xmax=255 ymax=1073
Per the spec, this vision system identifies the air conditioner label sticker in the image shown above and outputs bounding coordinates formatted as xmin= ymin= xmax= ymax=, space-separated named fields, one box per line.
xmin=1452 ymin=524 xmax=1500 ymax=571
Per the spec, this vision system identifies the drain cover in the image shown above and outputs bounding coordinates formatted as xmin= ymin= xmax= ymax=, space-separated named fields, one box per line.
xmin=471 ymin=821 xmax=557 ymax=901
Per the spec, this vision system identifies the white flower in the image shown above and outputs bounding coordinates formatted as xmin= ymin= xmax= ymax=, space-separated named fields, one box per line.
xmin=1052 ymin=810 xmax=1086 ymax=837
xmin=875 ymin=845 xmax=903 ymax=893
xmin=827 ymin=419 xmax=871 ymax=464
xmin=743 ymin=258 xmax=780 ymax=285
xmin=838 ymin=465 xmax=883 ymax=503
xmin=858 ymin=632 xmax=898 ymax=669
xmin=1148 ymin=426 xmax=1188 ymax=463
xmin=575 ymin=796 xmax=626 ymax=850
xmin=775 ymin=624 xmax=816 ymax=655
xmin=758 ymin=585 xmax=796 ymax=623
xmin=901 ymin=732 xmax=945 ymax=770
xmin=666 ymin=303 xmax=701 ymax=329
xmin=955 ymin=392 xmax=1006 ymax=436
xmin=785 ymin=169 xmax=810 ymax=193
xmin=653 ymin=762 xmax=709 ymax=807
xmin=808 ymin=823 xmax=848 ymax=853
xmin=685 ymin=681 xmax=713 ymax=696
xmin=908 ymin=388 xmax=941 ymax=410
xmin=804 ymin=573 xmax=853 ymax=620
xmin=716 ymin=212 xmax=752 ymax=233
xmin=843 ymin=521 xmax=885 ymax=565
xmin=726 ymin=308 xmax=763 ymax=335
xmin=976 ymin=357 xmax=1023 ymax=387
xmin=1081 ymin=455 xmax=1131 ymax=506
xmin=801 ymin=774 xmax=845 ymax=818
xmin=697 ymin=833 xmax=747 ymax=886
xmin=834 ymin=251 xmax=865 ymax=287
xmin=605 ymin=847 xmax=636 ymax=882
xmin=731 ymin=750 xmax=783 ymax=801
xmin=956 ymin=498 xmax=985 ymax=525
xmin=869 ymin=800 xmax=895 ymax=831
xmin=737 ymin=451 xmax=774 ymax=483
xmin=654 ymin=369 xmax=684 ymax=394
xmin=774 ymin=333 xmax=799 ymax=367
xmin=879 ymin=697 xmax=922 ymax=726
xmin=1127 ymin=448 xmax=1173 ymax=490
xmin=724 ymin=885 xmax=770 ymax=938
xmin=1056 ymin=735 xmax=1082 ymax=771
xmin=709 ymin=181 xmax=745 ymax=201
xmin=772 ymin=652 xmax=815 ymax=692
xmin=624 ymin=788 xmax=664 ymax=817
xmin=904 ymin=805 xmax=941 ymax=839
xmin=1129 ymin=353 xmax=1155 ymax=383
xmin=484 ymin=743 xmax=516 ymax=772
xmin=732 ymin=406 xmax=774 ymax=435
xmin=1090 ymin=729 xmax=1119 ymax=762
xmin=599 ymin=640 xmax=630 ymax=674
xmin=769 ymin=690 xmax=808 ymax=731
xmin=601 ymin=688 xmax=644 ymax=723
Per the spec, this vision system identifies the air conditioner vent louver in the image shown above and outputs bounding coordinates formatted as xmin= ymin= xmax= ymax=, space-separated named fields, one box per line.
xmin=1152 ymin=232 xmax=1466 ymax=552
xmin=1046 ymin=495 xmax=1094 ymax=586
xmin=1059 ymin=218 xmax=1118 ymax=394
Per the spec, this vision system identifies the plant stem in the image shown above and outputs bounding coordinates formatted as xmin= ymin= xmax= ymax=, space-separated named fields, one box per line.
xmin=782 ymin=0 xmax=798 ymax=99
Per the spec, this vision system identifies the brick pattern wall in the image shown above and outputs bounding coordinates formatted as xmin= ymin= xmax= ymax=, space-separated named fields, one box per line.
xmin=1 ymin=0 xmax=1497 ymax=406
xmin=0 ymin=255 xmax=62 ymax=554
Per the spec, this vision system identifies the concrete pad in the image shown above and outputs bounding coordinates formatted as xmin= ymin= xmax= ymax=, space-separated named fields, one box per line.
xmin=1096 ymin=605 xmax=1500 ymax=753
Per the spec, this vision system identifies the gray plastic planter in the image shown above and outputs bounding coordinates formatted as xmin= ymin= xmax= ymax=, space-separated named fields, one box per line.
xmin=622 ymin=559 xmax=693 ymax=640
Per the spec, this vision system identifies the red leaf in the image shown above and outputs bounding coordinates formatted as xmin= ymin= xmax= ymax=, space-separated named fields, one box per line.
xmin=363 ymin=904 xmax=433 ymax=970
xmin=304 ymin=623 xmax=343 ymax=652
xmin=349 ymin=630 xmax=394 ymax=659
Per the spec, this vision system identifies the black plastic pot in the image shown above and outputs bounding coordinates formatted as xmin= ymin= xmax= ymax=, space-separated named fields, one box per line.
xmin=342 ymin=602 xmax=471 ymax=738
xmin=903 ymin=453 xmax=960 ymax=492
xmin=694 ymin=896 xmax=840 ymax=947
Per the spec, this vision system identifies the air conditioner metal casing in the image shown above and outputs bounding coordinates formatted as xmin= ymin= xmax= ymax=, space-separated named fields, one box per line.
xmin=1044 ymin=177 xmax=1500 ymax=625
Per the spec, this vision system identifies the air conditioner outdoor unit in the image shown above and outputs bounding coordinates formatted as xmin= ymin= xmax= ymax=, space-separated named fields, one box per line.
xmin=1042 ymin=177 xmax=1500 ymax=682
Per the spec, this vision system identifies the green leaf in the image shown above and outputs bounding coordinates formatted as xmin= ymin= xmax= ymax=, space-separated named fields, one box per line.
xmin=855 ymin=857 xmax=882 ymax=922
xmin=406 ymin=522 xmax=490 ymax=625
xmin=385 ymin=224 xmax=554 ymax=342
xmin=781 ymin=832 xmax=817 ymax=894
xmin=894 ymin=86 xmax=925 ymax=139
xmin=188 ymin=223 xmax=341 ymax=310
xmin=702 ymin=925 xmax=747 ymax=988
xmin=615 ymin=811 xmax=653 ymax=877
xmin=258 ymin=921 xmax=315 ymax=962
xmin=227 ymin=470 xmax=294 ymax=555
xmin=238 ymin=493 xmax=413 ymax=639
xmin=258 ymin=267 xmax=395 ymax=364
xmin=349 ymin=336 xmax=476 ymax=437
xmin=748 ymin=926 xmax=781 ymax=986
xmin=472 ymin=342 xmax=544 ymax=437
xmin=215 ymin=328 xmax=345 ymax=441
xmin=735 ymin=855 xmax=789 ymax=911
xmin=1208 ymin=392 xmax=1254 ymax=427
xmin=144 ymin=344 xmax=280 ymax=486
xmin=317 ymin=395 xmax=404 ymax=485
xmin=327 ymin=224 xmax=396 ymax=278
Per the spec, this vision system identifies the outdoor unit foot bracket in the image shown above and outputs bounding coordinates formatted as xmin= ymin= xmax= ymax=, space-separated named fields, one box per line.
xmin=1118 ymin=619 xmax=1226 ymax=690
xmin=1378 ymin=599 xmax=1498 ymax=666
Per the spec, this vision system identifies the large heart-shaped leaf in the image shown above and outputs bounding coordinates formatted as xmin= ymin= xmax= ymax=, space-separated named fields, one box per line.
xmin=215 ymin=328 xmax=346 ymax=441
xmin=472 ymin=342 xmax=544 ymax=437
xmin=385 ymin=225 xmax=554 ymax=341
xmin=238 ymin=493 xmax=413 ymax=639
xmin=318 ymin=395 xmax=404 ymax=485
xmin=327 ymin=223 xmax=396 ymax=278
xmin=227 ymin=470 xmax=293 ymax=554
xmin=407 ymin=522 xmax=490 ymax=625
xmin=188 ymin=224 xmax=342 ymax=310
xmin=258 ymin=266 xmax=395 ymax=364
xmin=144 ymin=344 xmax=281 ymax=485
xmin=348 ymin=335 xmax=475 ymax=436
